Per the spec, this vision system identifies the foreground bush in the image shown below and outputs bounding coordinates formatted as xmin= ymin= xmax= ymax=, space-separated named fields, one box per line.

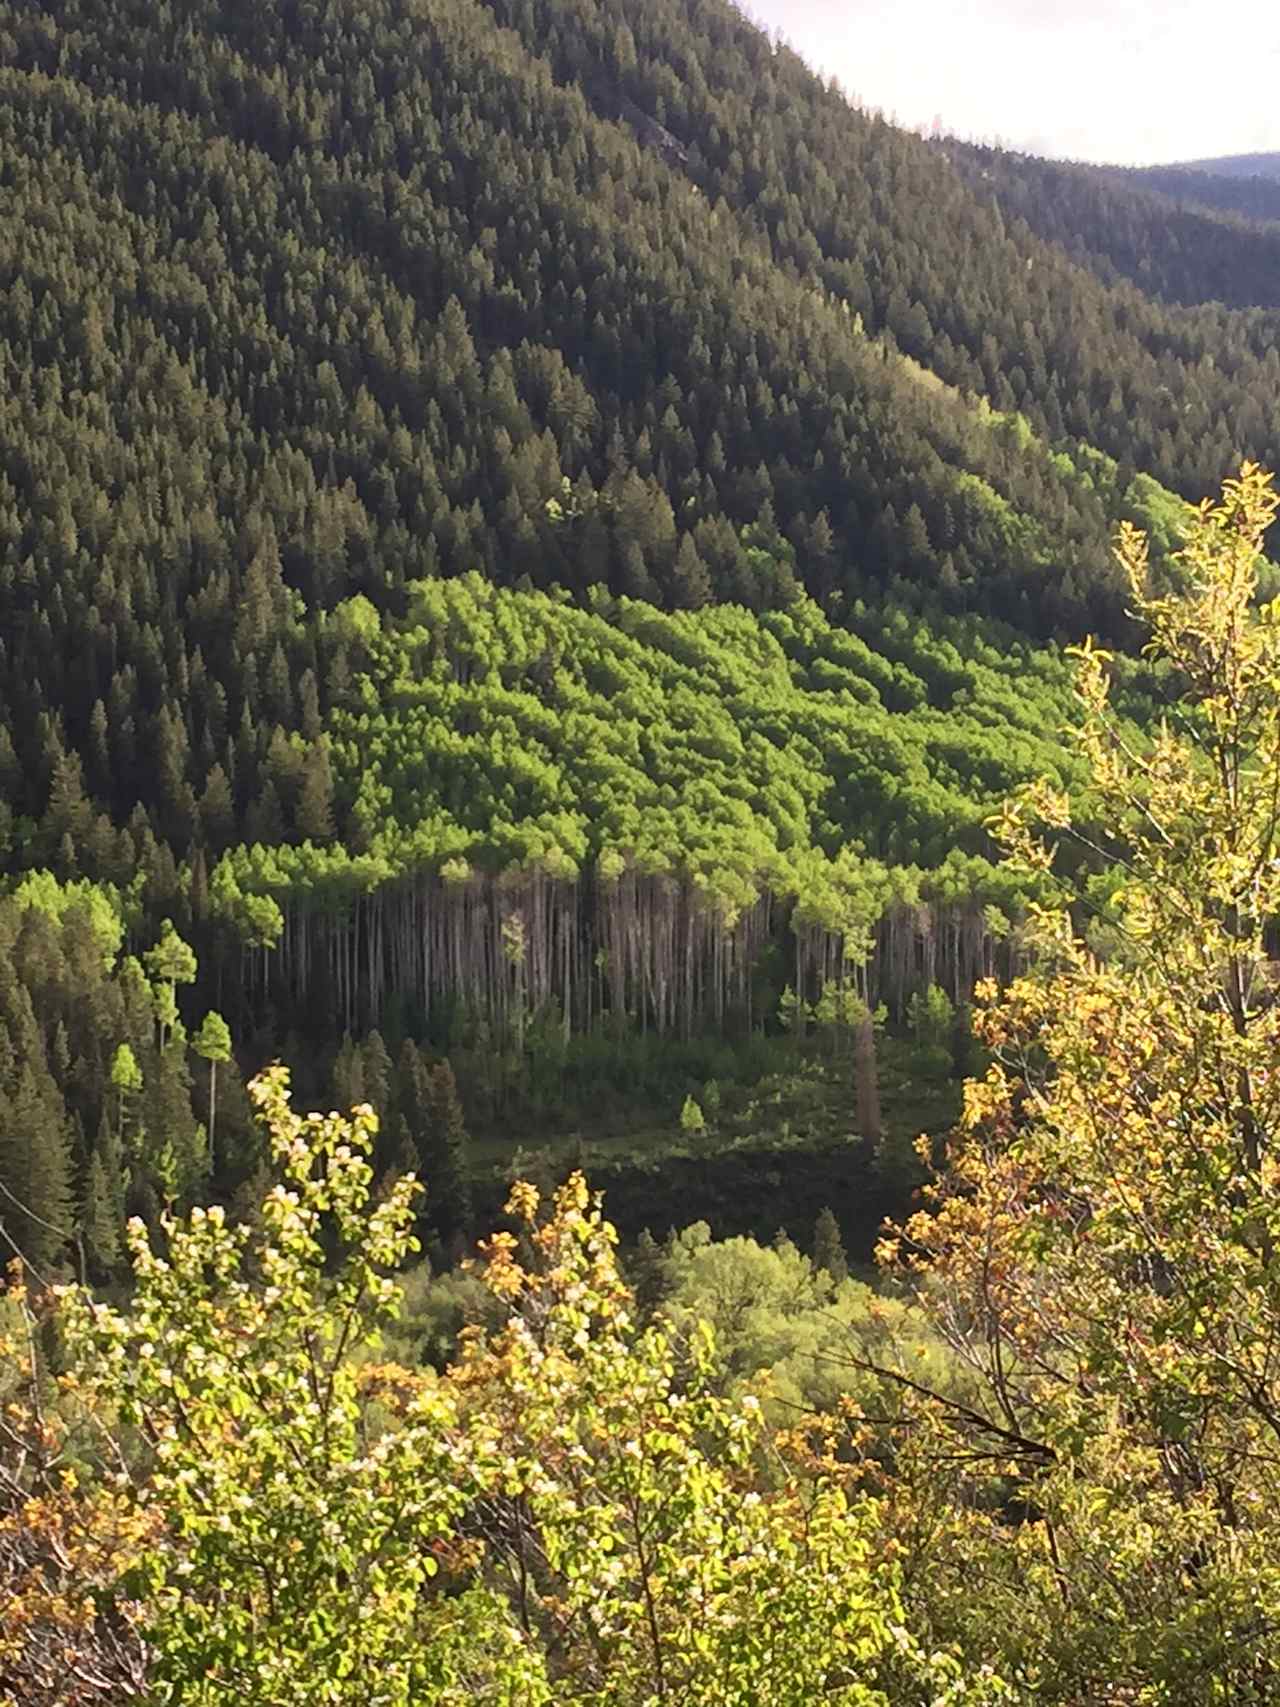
xmin=4 ymin=1068 xmax=992 ymax=1705
xmin=875 ymin=468 xmax=1280 ymax=1699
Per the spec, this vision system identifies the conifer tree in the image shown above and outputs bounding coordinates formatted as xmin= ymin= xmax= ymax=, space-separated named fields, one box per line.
xmin=296 ymin=742 xmax=334 ymax=842
xmin=812 ymin=1206 xmax=849 ymax=1284
xmin=423 ymin=1058 xmax=472 ymax=1244
xmin=361 ymin=1031 xmax=393 ymax=1123
xmin=81 ymin=1142 xmax=122 ymax=1281
xmin=245 ymin=783 xmax=286 ymax=846
xmin=379 ymin=1122 xmax=420 ymax=1197
xmin=670 ymin=532 xmax=712 ymax=608
xmin=362 ymin=1030 xmax=395 ymax=1169
xmin=854 ymin=1012 xmax=882 ymax=1142
xmin=0 ymin=1063 xmax=73 ymax=1271
xmin=628 ymin=1225 xmax=670 ymax=1316
xmin=330 ymin=1035 xmax=365 ymax=1113
xmin=198 ymin=764 xmax=236 ymax=850
xmin=144 ymin=1043 xmax=205 ymax=1207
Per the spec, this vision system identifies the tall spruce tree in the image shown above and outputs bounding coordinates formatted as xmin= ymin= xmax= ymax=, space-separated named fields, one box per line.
xmin=424 ymin=1059 xmax=472 ymax=1247
xmin=81 ymin=1140 xmax=122 ymax=1282
xmin=812 ymin=1206 xmax=849 ymax=1284
xmin=0 ymin=1061 xmax=74 ymax=1272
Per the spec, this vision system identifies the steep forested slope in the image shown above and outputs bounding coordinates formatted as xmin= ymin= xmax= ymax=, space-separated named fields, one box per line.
xmin=939 ymin=141 xmax=1280 ymax=311
xmin=2 ymin=0 xmax=1269 ymax=884
xmin=1116 ymin=159 xmax=1280 ymax=224
xmin=1173 ymin=152 xmax=1280 ymax=180
xmin=209 ymin=578 xmax=1073 ymax=1042
xmin=0 ymin=0 xmax=1270 ymax=1266
xmin=0 ymin=0 xmax=1150 ymax=875
xmin=478 ymin=0 xmax=1280 ymax=484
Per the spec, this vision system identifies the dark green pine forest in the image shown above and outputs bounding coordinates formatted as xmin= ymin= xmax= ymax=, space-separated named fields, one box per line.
xmin=1173 ymin=152 xmax=1280 ymax=178
xmin=940 ymin=140 xmax=1280 ymax=311
xmin=1 ymin=0 xmax=1278 ymax=1272
xmin=1114 ymin=163 xmax=1280 ymax=228
xmin=1122 ymin=152 xmax=1280 ymax=221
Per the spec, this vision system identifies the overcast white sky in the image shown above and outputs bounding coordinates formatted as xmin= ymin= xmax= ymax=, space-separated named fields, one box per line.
xmin=741 ymin=0 xmax=1280 ymax=165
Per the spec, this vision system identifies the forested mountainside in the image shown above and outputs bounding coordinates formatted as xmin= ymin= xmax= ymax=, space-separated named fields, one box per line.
xmin=1171 ymin=151 xmax=1280 ymax=180
xmin=942 ymin=141 xmax=1280 ymax=311
xmin=13 ymin=477 xmax=1280 ymax=1702
xmin=1 ymin=0 xmax=1265 ymax=877
xmin=1111 ymin=158 xmax=1280 ymax=226
xmin=218 ymin=580 xmax=1072 ymax=1038
xmin=0 ymin=0 xmax=1275 ymax=1269
xmin=8 ymin=1 xmax=1280 ymax=1685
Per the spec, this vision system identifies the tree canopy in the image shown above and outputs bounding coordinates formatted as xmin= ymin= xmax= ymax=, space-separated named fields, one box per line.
xmin=871 ymin=466 xmax=1280 ymax=1695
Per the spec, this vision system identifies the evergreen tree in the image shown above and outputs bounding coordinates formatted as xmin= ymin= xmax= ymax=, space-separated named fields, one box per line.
xmin=812 ymin=1206 xmax=849 ymax=1284
xmin=361 ymin=1030 xmax=395 ymax=1169
xmin=423 ymin=1059 xmax=472 ymax=1245
xmin=144 ymin=1043 xmax=205 ymax=1207
xmin=628 ymin=1226 xmax=670 ymax=1317
xmin=854 ymin=1013 xmax=882 ymax=1142
xmin=670 ymin=533 xmax=712 ymax=608
xmin=296 ymin=743 xmax=334 ymax=842
xmin=0 ymin=1062 xmax=73 ymax=1271
xmin=361 ymin=1031 xmax=393 ymax=1123
xmin=81 ymin=1141 xmax=122 ymax=1282
xmin=198 ymin=765 xmax=236 ymax=851
xmin=378 ymin=1122 xmax=420 ymax=1198
xmin=331 ymin=1036 xmax=365 ymax=1113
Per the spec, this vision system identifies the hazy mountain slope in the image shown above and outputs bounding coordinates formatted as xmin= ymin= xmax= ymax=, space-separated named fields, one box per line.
xmin=1114 ymin=160 xmax=1280 ymax=225
xmin=1175 ymin=153 xmax=1280 ymax=180
xmin=937 ymin=141 xmax=1280 ymax=311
